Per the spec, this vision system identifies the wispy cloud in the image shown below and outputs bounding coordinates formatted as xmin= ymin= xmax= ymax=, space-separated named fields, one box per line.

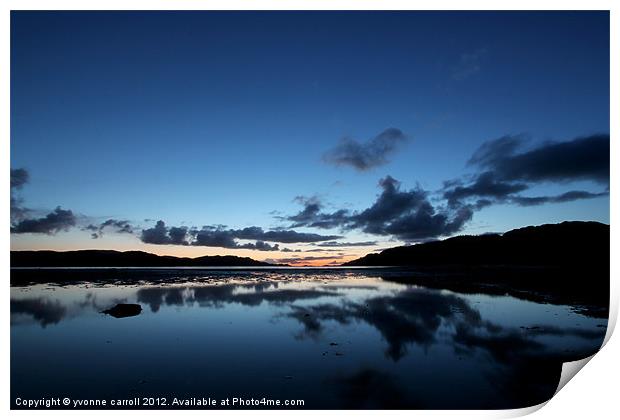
xmin=451 ymin=48 xmax=487 ymax=80
xmin=314 ymin=241 xmax=377 ymax=247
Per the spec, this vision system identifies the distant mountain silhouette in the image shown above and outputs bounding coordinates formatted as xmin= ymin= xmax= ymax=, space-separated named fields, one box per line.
xmin=344 ymin=221 xmax=610 ymax=313
xmin=344 ymin=221 xmax=609 ymax=267
xmin=10 ymin=249 xmax=279 ymax=268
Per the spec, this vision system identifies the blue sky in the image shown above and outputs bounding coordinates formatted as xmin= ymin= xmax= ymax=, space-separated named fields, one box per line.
xmin=10 ymin=11 xmax=610 ymax=264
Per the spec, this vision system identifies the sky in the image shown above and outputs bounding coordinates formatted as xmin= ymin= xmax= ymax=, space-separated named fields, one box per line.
xmin=10 ymin=11 xmax=610 ymax=266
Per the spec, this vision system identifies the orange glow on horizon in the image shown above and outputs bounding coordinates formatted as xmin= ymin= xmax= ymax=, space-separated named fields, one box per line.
xmin=10 ymin=240 xmax=364 ymax=267
xmin=280 ymin=256 xmax=357 ymax=267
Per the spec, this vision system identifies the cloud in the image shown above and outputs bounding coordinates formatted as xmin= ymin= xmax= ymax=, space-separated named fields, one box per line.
xmin=268 ymin=255 xmax=349 ymax=265
xmin=443 ymin=134 xmax=610 ymax=209
xmin=356 ymin=177 xmax=468 ymax=239
xmin=11 ymin=206 xmax=77 ymax=235
xmin=281 ymin=247 xmax=302 ymax=253
xmin=452 ymin=48 xmax=487 ymax=81
xmin=191 ymin=226 xmax=239 ymax=248
xmin=314 ymin=241 xmax=377 ymax=247
xmin=444 ymin=171 xmax=529 ymax=208
xmin=10 ymin=168 xmax=30 ymax=223
xmin=323 ymin=128 xmax=408 ymax=171
xmin=231 ymin=226 xmax=341 ymax=243
xmin=11 ymin=168 xmax=29 ymax=189
xmin=11 ymin=168 xmax=80 ymax=236
xmin=244 ymin=240 xmax=280 ymax=251
xmin=286 ymin=196 xmax=323 ymax=226
xmin=349 ymin=176 xmax=455 ymax=238
xmin=141 ymin=221 xmax=189 ymax=245
xmin=509 ymin=190 xmax=609 ymax=207
xmin=286 ymin=196 xmax=351 ymax=229
xmin=140 ymin=221 xmax=340 ymax=250
xmin=286 ymin=176 xmax=472 ymax=242
xmin=85 ymin=219 xmax=135 ymax=239
xmin=469 ymin=134 xmax=609 ymax=184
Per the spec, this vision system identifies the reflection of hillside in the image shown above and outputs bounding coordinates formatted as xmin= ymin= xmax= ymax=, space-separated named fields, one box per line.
xmin=379 ymin=269 xmax=608 ymax=318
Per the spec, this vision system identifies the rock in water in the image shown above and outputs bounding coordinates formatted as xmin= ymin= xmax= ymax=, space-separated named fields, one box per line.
xmin=102 ymin=303 xmax=142 ymax=318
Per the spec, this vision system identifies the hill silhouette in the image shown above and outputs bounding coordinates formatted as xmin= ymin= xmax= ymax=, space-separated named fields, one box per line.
xmin=344 ymin=221 xmax=610 ymax=313
xmin=10 ymin=249 xmax=278 ymax=268
xmin=344 ymin=221 xmax=609 ymax=267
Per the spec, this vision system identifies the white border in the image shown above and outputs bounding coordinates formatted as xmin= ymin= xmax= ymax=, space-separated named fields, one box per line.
xmin=2 ymin=2 xmax=617 ymax=420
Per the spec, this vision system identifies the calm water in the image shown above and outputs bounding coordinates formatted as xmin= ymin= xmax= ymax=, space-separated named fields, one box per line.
xmin=11 ymin=269 xmax=607 ymax=409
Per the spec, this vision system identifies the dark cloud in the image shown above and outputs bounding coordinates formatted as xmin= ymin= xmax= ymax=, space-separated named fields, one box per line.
xmin=141 ymin=221 xmax=190 ymax=245
xmin=85 ymin=219 xmax=135 ymax=239
xmin=349 ymin=176 xmax=468 ymax=240
xmin=11 ymin=168 xmax=29 ymax=189
xmin=168 ymin=226 xmax=190 ymax=245
xmin=469 ymin=134 xmax=609 ymax=184
xmin=240 ymin=240 xmax=280 ymax=251
xmin=11 ymin=206 xmax=77 ymax=235
xmin=140 ymin=221 xmax=339 ymax=250
xmin=11 ymin=168 xmax=79 ymax=236
xmin=315 ymin=241 xmax=377 ymax=247
xmin=510 ymin=190 xmax=609 ymax=207
xmin=379 ymin=202 xmax=474 ymax=241
xmin=443 ymin=134 xmax=610 ymax=209
xmin=191 ymin=226 xmax=238 ymax=248
xmin=467 ymin=134 xmax=524 ymax=168
xmin=323 ymin=128 xmax=408 ymax=171
xmin=281 ymin=247 xmax=302 ymax=253
xmin=10 ymin=168 xmax=30 ymax=223
xmin=444 ymin=171 xmax=528 ymax=208
xmin=287 ymin=196 xmax=323 ymax=226
xmin=232 ymin=226 xmax=341 ymax=243
xmin=287 ymin=176 xmax=473 ymax=241
xmin=286 ymin=196 xmax=351 ymax=229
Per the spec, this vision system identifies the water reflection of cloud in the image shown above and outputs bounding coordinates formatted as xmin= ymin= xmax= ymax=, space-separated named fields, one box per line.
xmin=12 ymin=281 xmax=606 ymax=371
xmin=136 ymin=282 xmax=341 ymax=313
xmin=10 ymin=276 xmax=609 ymax=409
xmin=288 ymin=289 xmax=490 ymax=360
xmin=286 ymin=288 xmax=605 ymax=363
xmin=11 ymin=298 xmax=67 ymax=327
xmin=453 ymin=323 xmax=543 ymax=364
